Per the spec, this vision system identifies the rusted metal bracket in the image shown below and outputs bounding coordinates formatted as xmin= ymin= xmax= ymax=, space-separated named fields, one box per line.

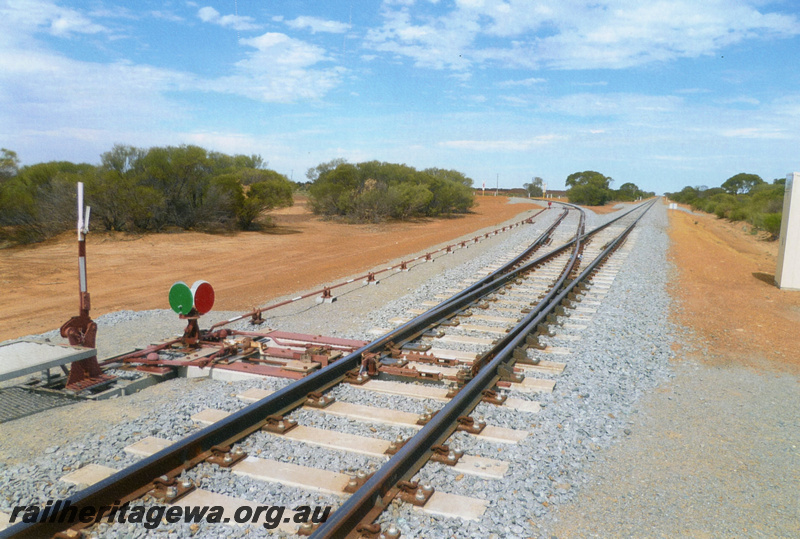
xmin=177 ymin=309 xmax=202 ymax=347
xmin=400 ymin=342 xmax=431 ymax=352
xmin=526 ymin=333 xmax=546 ymax=350
xmin=250 ymin=309 xmax=265 ymax=325
xmin=344 ymin=370 xmax=370 ymax=385
xmin=456 ymin=416 xmax=486 ymax=434
xmin=262 ymin=415 xmax=298 ymax=434
xmin=397 ymin=481 xmax=434 ymax=506
xmin=430 ymin=445 xmax=463 ymax=466
xmin=536 ymin=323 xmax=555 ymax=337
xmin=344 ymin=471 xmax=375 ymax=493
xmin=512 ymin=347 xmax=528 ymax=361
xmin=297 ymin=521 xmax=319 ymax=536
xmin=445 ymin=384 xmax=462 ymax=398
xmin=385 ymin=435 xmax=408 ymax=455
xmin=498 ymin=363 xmax=524 ymax=383
xmin=402 ymin=351 xmax=458 ymax=367
xmin=481 ymin=388 xmax=507 ymax=405
xmin=416 ymin=410 xmax=438 ymax=426
xmin=514 ymin=345 xmax=541 ymax=366
xmin=60 ymin=314 xmax=114 ymax=392
xmin=361 ymin=352 xmax=380 ymax=377
xmin=381 ymin=364 xmax=442 ymax=381
xmin=151 ymin=475 xmax=195 ymax=503
xmin=385 ymin=342 xmax=402 ymax=359
xmin=206 ymin=445 xmax=247 ymax=468
xmin=305 ymin=391 xmax=335 ymax=408
xmin=353 ymin=523 xmax=382 ymax=538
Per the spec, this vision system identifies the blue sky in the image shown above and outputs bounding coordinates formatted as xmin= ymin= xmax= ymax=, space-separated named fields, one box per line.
xmin=1 ymin=0 xmax=799 ymax=193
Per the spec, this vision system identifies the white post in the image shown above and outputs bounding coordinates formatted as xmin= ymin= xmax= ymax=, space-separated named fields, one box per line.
xmin=76 ymin=182 xmax=90 ymax=301
xmin=775 ymin=173 xmax=800 ymax=290
xmin=77 ymin=182 xmax=84 ymax=240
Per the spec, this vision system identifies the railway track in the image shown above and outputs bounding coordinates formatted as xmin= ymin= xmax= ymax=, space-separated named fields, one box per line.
xmin=1 ymin=199 xmax=657 ymax=539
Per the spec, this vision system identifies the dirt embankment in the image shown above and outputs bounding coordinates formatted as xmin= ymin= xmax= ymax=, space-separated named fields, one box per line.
xmin=0 ymin=196 xmax=543 ymax=342
xmin=668 ymin=204 xmax=800 ymax=369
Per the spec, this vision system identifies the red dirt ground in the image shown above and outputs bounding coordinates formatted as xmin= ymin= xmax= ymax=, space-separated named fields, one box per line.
xmin=0 ymin=195 xmax=542 ymax=342
xmin=668 ymin=203 xmax=800 ymax=369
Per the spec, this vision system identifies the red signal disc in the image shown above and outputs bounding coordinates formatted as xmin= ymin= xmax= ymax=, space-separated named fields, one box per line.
xmin=191 ymin=280 xmax=215 ymax=314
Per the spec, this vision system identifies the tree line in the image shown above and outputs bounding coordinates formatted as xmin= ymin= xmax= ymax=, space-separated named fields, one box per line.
xmin=564 ymin=171 xmax=654 ymax=205
xmin=666 ymin=173 xmax=786 ymax=237
xmin=0 ymin=145 xmax=293 ymax=245
xmin=522 ymin=171 xmax=653 ymax=205
xmin=305 ymin=159 xmax=474 ymax=222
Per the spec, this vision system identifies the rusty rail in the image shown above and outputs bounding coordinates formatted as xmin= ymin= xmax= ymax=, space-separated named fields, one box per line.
xmin=208 ymin=207 xmax=549 ymax=332
xmin=0 ymin=200 xmax=655 ymax=539
xmin=310 ymin=198 xmax=657 ymax=538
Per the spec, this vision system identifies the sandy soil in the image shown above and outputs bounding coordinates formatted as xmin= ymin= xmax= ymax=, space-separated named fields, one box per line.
xmin=0 ymin=195 xmax=541 ymax=342
xmin=668 ymin=204 xmax=800 ymax=368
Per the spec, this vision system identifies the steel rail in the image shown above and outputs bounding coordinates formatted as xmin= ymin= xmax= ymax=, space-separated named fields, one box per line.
xmin=0 ymin=201 xmax=650 ymax=539
xmin=207 ymin=207 xmax=549 ymax=333
xmin=312 ymin=197 xmax=657 ymax=538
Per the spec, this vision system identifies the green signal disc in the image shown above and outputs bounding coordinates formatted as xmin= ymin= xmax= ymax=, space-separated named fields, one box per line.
xmin=168 ymin=281 xmax=193 ymax=315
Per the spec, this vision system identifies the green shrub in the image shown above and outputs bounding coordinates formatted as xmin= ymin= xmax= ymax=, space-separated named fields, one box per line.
xmin=307 ymin=161 xmax=474 ymax=222
xmin=762 ymin=213 xmax=782 ymax=237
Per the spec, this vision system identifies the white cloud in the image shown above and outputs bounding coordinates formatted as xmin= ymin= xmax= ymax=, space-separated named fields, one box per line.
xmin=284 ymin=16 xmax=350 ymax=34
xmin=0 ymin=0 xmax=108 ymax=44
xmin=440 ymin=135 xmax=566 ymax=151
xmin=197 ymin=6 xmax=260 ymax=31
xmin=497 ymin=77 xmax=546 ymax=87
xmin=719 ymin=127 xmax=788 ymax=139
xmin=369 ymin=0 xmax=800 ymax=71
xmin=537 ymin=93 xmax=683 ymax=117
xmin=204 ymin=33 xmax=346 ymax=102
xmin=365 ymin=8 xmax=477 ymax=70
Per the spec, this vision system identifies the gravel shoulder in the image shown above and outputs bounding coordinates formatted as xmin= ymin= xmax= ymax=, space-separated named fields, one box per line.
xmin=548 ymin=203 xmax=800 ymax=538
xmin=5 ymin=200 xmax=793 ymax=538
xmin=549 ymin=359 xmax=800 ymax=538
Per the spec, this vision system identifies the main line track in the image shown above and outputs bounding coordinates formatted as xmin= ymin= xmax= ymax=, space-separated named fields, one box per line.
xmin=2 ymin=199 xmax=657 ymax=539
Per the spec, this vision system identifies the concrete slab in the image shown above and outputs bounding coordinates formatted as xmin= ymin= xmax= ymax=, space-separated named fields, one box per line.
xmin=360 ymin=380 xmax=451 ymax=401
xmin=456 ymin=324 xmax=508 ymax=335
xmin=453 ymin=454 xmax=508 ymax=479
xmin=191 ymin=409 xmax=231 ymax=425
xmin=427 ymin=348 xmax=478 ymax=362
xmin=277 ymin=425 xmax=391 ymax=458
xmin=236 ymin=388 xmax=274 ymax=402
xmin=416 ymin=492 xmax=488 ymax=521
xmin=320 ymin=401 xmax=421 ymax=427
xmin=0 ymin=341 xmax=96 ymax=382
xmin=435 ymin=334 xmax=494 ymax=346
xmin=123 ymin=436 xmax=172 ymax=457
xmin=60 ymin=464 xmax=118 ymax=486
xmin=509 ymin=377 xmax=556 ymax=394
xmin=233 ymin=456 xmax=349 ymax=496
